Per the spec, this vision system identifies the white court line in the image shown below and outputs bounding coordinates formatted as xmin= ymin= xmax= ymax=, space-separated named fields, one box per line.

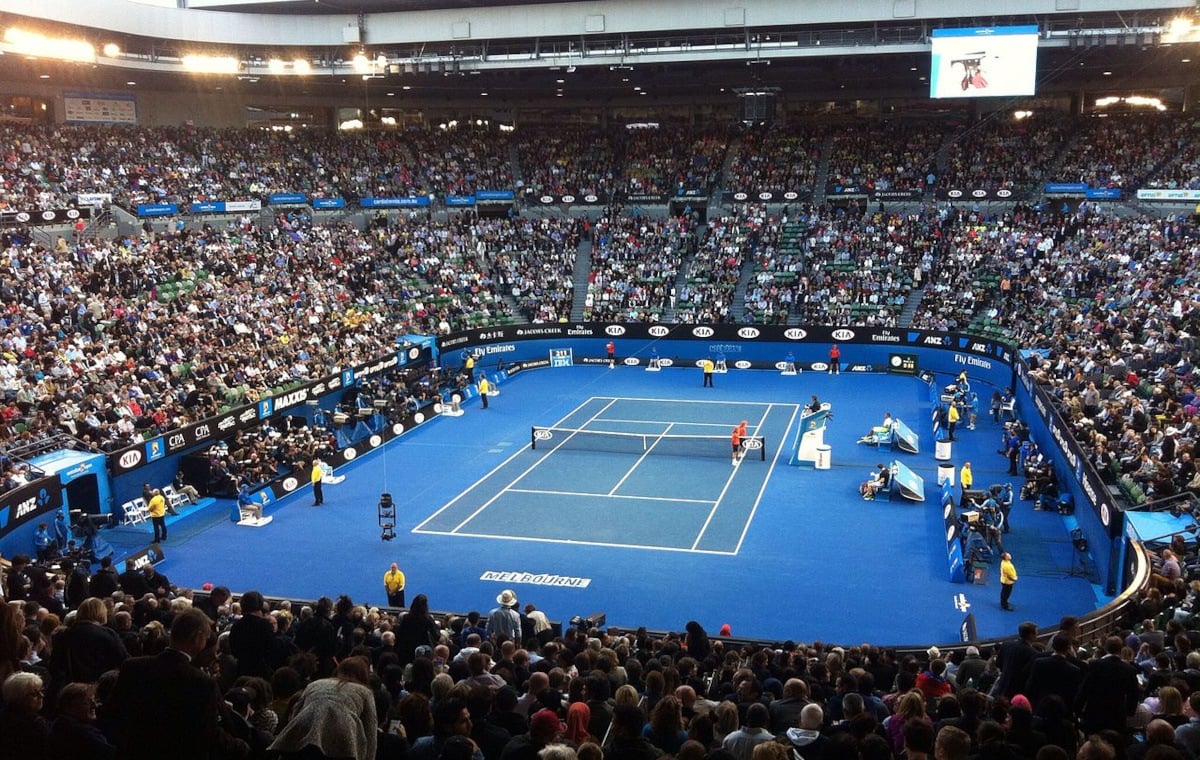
xmin=507 ymin=487 xmax=715 ymax=504
xmin=411 ymin=396 xmax=611 ymax=532
xmin=446 ymin=398 xmax=620 ymax=534
xmin=608 ymin=422 xmax=673 ymax=496
xmin=691 ymin=446 xmax=747 ymax=551
xmin=732 ymin=403 xmax=801 ymax=555
xmin=691 ymin=402 xmax=798 ymax=551
xmin=593 ymin=417 xmax=738 ymax=429
xmin=413 ymin=528 xmax=738 ymax=556
xmin=605 ymin=395 xmax=779 ymax=406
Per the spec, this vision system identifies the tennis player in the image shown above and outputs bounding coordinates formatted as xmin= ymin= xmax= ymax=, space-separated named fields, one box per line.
xmin=731 ymin=420 xmax=747 ymax=465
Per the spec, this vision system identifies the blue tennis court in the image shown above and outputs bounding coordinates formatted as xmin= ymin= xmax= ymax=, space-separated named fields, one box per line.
xmin=108 ymin=364 xmax=1102 ymax=646
xmin=416 ymin=397 xmax=798 ymax=553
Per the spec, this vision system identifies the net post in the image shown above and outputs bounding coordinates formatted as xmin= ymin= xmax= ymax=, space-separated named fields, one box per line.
xmin=760 ymin=436 xmax=767 ymax=461
xmin=531 ymin=426 xmax=537 ymax=449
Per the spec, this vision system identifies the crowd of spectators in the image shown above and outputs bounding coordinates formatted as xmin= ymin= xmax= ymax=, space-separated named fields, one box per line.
xmin=583 ymin=215 xmax=693 ymax=322
xmin=1049 ymin=114 xmax=1183 ymax=192
xmin=481 ymin=216 xmax=583 ymax=324
xmin=2 ymin=116 xmax=1199 ymax=217
xmin=939 ymin=116 xmax=1071 ymax=193
xmin=724 ymin=125 xmax=824 ymax=196
xmin=515 ymin=127 xmax=618 ymax=202
xmin=777 ymin=205 xmax=926 ymax=327
xmin=2 ymin=556 xmax=1198 ymax=760
xmin=615 ymin=126 xmax=730 ymax=199
xmin=416 ymin=125 xmax=514 ymax=198
xmin=671 ymin=209 xmax=762 ymax=324
xmin=825 ymin=121 xmax=941 ymax=194
xmin=6 ymin=116 xmax=1200 ymax=760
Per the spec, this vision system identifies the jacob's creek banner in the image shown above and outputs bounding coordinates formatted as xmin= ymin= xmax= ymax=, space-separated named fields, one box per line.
xmin=106 ymin=343 xmax=433 ymax=476
xmin=0 ymin=475 xmax=64 ymax=539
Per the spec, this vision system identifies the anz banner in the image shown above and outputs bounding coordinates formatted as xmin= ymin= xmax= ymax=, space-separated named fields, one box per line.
xmin=0 ymin=476 xmax=64 ymax=540
xmin=107 ymin=344 xmax=434 ymax=476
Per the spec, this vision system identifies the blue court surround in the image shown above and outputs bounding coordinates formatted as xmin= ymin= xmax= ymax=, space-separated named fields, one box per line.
xmin=103 ymin=364 xmax=1102 ymax=647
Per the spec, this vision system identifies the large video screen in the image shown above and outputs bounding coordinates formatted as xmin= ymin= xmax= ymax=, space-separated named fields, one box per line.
xmin=930 ymin=26 xmax=1039 ymax=99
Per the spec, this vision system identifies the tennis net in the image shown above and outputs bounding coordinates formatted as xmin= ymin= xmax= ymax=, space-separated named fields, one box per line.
xmin=530 ymin=426 xmax=766 ymax=461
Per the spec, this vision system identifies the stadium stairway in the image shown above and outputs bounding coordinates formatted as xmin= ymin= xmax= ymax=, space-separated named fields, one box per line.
xmin=897 ymin=283 xmax=928 ymax=328
xmin=810 ymin=134 xmax=835 ymax=206
xmin=729 ymin=247 xmax=761 ymax=322
xmin=568 ymin=237 xmax=594 ymax=322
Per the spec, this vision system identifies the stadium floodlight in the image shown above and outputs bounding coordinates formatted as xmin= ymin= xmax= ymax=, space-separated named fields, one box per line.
xmin=293 ymin=58 xmax=311 ymax=74
xmin=267 ymin=58 xmax=285 ymax=74
xmin=182 ymin=55 xmax=239 ymax=74
xmin=102 ymin=43 xmax=121 ymax=58
xmin=4 ymin=29 xmax=95 ymax=63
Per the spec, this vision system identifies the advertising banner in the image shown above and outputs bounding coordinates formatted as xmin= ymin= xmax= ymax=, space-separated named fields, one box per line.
xmin=136 ymin=203 xmax=178 ymax=217
xmin=0 ymin=208 xmax=91 ymax=226
xmin=312 ymin=198 xmax=347 ymax=209
xmin=0 ymin=476 xmax=64 ymax=539
xmin=725 ymin=189 xmax=810 ymax=203
xmin=531 ymin=193 xmax=607 ymax=206
xmin=360 ymin=197 xmax=431 ymax=208
xmin=1137 ymin=188 xmax=1200 ymax=202
xmin=268 ymin=193 xmax=308 ymax=205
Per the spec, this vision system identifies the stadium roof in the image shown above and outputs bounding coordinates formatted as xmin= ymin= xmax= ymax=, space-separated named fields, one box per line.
xmin=0 ymin=0 xmax=1194 ymax=109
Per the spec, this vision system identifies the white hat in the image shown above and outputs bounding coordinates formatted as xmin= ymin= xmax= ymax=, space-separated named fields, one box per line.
xmin=926 ymin=646 xmax=941 ymax=660
xmin=497 ymin=589 xmax=518 ymax=606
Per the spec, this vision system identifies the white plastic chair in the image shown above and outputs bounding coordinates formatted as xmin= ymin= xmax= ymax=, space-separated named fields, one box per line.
xmin=122 ymin=499 xmax=146 ymax=525
xmin=162 ymin=485 xmax=189 ymax=510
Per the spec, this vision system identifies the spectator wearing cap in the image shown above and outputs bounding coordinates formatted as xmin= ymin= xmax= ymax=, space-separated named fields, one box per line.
xmin=487 ymin=590 xmax=522 ymax=644
xmin=498 ymin=707 xmax=562 ymax=759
